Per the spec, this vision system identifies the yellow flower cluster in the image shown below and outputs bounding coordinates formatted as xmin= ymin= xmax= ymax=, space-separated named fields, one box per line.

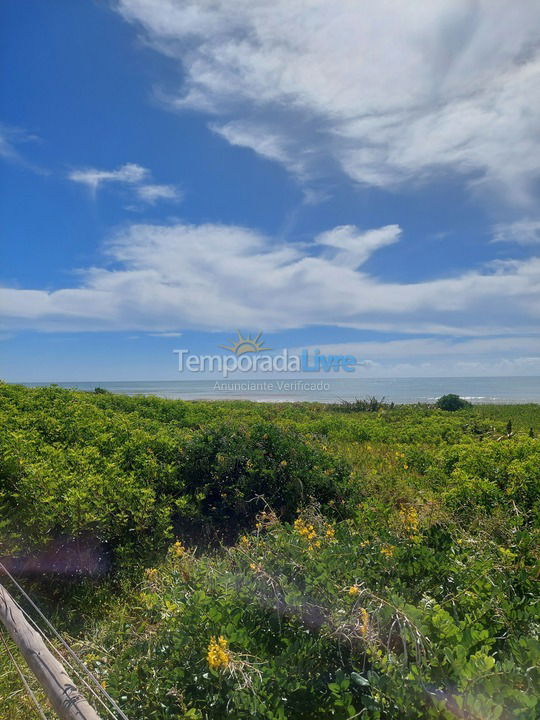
xmin=294 ymin=518 xmax=336 ymax=551
xmin=207 ymin=635 xmax=231 ymax=670
xmin=294 ymin=517 xmax=317 ymax=540
xmin=380 ymin=544 xmax=396 ymax=558
xmin=348 ymin=585 xmax=360 ymax=596
xmin=172 ymin=540 xmax=186 ymax=558
xmin=359 ymin=608 xmax=370 ymax=638
xmin=399 ymin=506 xmax=419 ymax=533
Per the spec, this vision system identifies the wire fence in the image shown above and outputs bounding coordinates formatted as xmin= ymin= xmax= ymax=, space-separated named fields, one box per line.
xmin=0 ymin=561 xmax=129 ymax=720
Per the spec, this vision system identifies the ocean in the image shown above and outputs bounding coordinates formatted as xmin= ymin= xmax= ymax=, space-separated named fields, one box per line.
xmin=22 ymin=376 xmax=540 ymax=404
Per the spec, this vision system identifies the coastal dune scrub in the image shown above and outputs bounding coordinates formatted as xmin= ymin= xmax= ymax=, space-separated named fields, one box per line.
xmin=0 ymin=383 xmax=538 ymax=718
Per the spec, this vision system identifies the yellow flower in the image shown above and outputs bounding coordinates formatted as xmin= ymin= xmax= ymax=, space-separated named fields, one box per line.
xmin=325 ymin=525 xmax=335 ymax=539
xmin=294 ymin=518 xmax=317 ymax=540
xmin=207 ymin=635 xmax=230 ymax=670
xmin=240 ymin=535 xmax=249 ymax=545
xmin=172 ymin=540 xmax=186 ymax=558
xmin=359 ymin=608 xmax=370 ymax=637
xmin=380 ymin=544 xmax=395 ymax=558
xmin=399 ymin=506 xmax=419 ymax=533
xmin=403 ymin=464 xmax=409 ymax=470
xmin=348 ymin=585 xmax=359 ymax=596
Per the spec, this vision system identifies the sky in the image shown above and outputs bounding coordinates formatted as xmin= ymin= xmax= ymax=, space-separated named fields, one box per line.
xmin=1 ymin=0 xmax=540 ymax=381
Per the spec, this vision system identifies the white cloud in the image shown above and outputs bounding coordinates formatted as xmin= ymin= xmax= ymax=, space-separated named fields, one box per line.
xmin=0 ymin=124 xmax=45 ymax=173
xmin=0 ymin=128 xmax=20 ymax=161
xmin=68 ymin=163 xmax=148 ymax=192
xmin=68 ymin=163 xmax=181 ymax=204
xmin=210 ymin=121 xmax=308 ymax=177
xmin=0 ymin=124 xmax=39 ymax=161
xmin=116 ymin=0 xmax=540 ymax=201
xmin=493 ymin=220 xmax=540 ymax=245
xmin=315 ymin=225 xmax=401 ymax=268
xmin=137 ymin=184 xmax=182 ymax=203
xmin=1 ymin=221 xmax=539 ymax=340
xmin=290 ymin=337 xmax=540 ymax=377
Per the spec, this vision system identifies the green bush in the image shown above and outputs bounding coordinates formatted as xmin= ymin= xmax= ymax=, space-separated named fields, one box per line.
xmin=89 ymin=509 xmax=539 ymax=719
xmin=436 ymin=394 xmax=472 ymax=411
xmin=178 ymin=421 xmax=350 ymax=534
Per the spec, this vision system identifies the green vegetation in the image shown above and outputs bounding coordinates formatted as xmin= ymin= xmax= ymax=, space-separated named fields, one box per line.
xmin=435 ymin=394 xmax=472 ymax=411
xmin=0 ymin=383 xmax=539 ymax=719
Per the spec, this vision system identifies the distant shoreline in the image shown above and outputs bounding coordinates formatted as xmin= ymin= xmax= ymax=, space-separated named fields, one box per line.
xmin=7 ymin=376 xmax=540 ymax=405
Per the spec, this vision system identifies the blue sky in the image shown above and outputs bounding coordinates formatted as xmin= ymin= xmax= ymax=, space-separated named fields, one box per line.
xmin=1 ymin=0 xmax=539 ymax=381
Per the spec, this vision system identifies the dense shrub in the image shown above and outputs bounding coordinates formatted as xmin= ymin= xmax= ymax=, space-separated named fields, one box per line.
xmin=329 ymin=396 xmax=391 ymax=413
xmin=0 ymin=386 xmax=351 ymax=556
xmin=435 ymin=394 xmax=472 ymax=411
xmin=178 ymin=421 xmax=350 ymax=533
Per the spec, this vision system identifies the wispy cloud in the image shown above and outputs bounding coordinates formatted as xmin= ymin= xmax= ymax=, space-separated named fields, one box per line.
xmin=68 ymin=163 xmax=148 ymax=193
xmin=68 ymin=162 xmax=181 ymax=205
xmin=0 ymin=123 xmax=46 ymax=173
xmin=116 ymin=0 xmax=540 ymax=203
xmin=291 ymin=338 xmax=540 ymax=378
xmin=493 ymin=220 xmax=540 ymax=245
xmin=137 ymin=184 xmax=182 ymax=204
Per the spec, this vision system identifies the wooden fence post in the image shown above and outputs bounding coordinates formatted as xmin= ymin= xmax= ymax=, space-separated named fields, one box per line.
xmin=0 ymin=582 xmax=102 ymax=720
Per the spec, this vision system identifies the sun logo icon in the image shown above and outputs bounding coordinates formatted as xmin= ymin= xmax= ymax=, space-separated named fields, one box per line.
xmin=220 ymin=330 xmax=272 ymax=356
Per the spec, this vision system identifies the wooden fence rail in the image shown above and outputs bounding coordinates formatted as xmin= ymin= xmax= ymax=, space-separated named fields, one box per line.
xmin=0 ymin=582 xmax=102 ymax=720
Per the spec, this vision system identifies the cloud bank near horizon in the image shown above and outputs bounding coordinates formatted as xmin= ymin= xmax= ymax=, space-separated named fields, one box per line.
xmin=1 ymin=221 xmax=539 ymax=343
